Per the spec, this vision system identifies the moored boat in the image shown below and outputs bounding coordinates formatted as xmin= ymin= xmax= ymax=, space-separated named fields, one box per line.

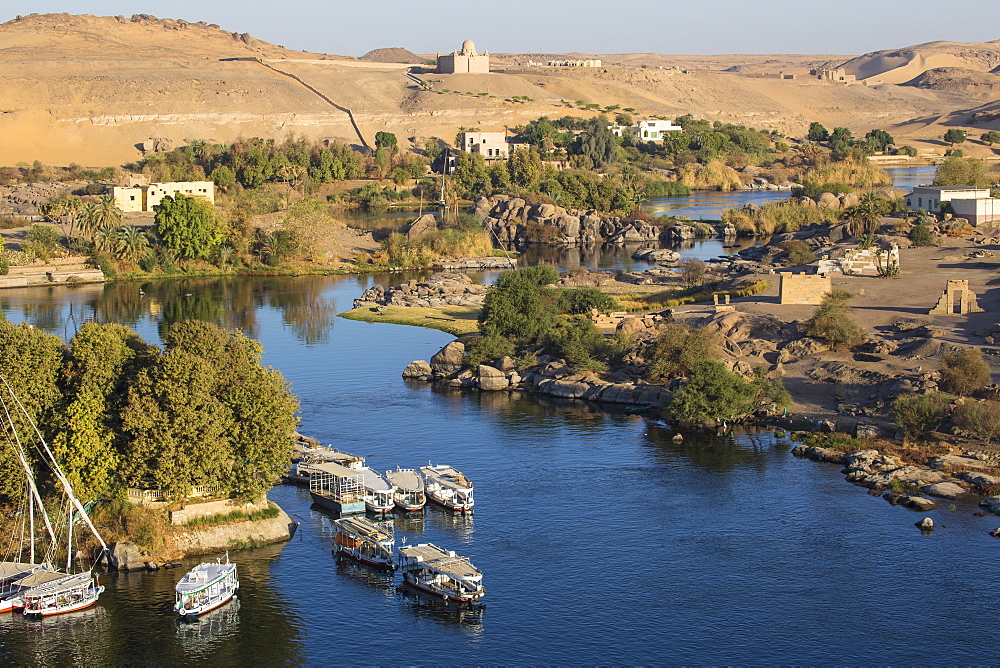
xmin=420 ymin=464 xmax=474 ymax=512
xmin=332 ymin=516 xmax=395 ymax=570
xmin=397 ymin=543 xmax=484 ymax=603
xmin=21 ymin=572 xmax=104 ymax=617
xmin=309 ymin=462 xmax=366 ymax=516
xmin=385 ymin=467 xmax=426 ymax=512
xmin=287 ymin=447 xmax=364 ymax=485
xmin=0 ymin=563 xmax=45 ymax=613
xmin=174 ymin=555 xmax=239 ymax=618
xmin=358 ymin=465 xmax=395 ymax=514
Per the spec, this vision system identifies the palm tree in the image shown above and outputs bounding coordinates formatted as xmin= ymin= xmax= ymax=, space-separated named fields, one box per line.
xmin=113 ymin=226 xmax=150 ymax=265
xmin=76 ymin=202 xmax=101 ymax=241
xmin=95 ymin=195 xmax=123 ymax=233
xmin=92 ymin=227 xmax=116 ymax=254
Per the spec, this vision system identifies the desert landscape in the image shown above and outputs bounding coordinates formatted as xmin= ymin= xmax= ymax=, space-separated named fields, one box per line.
xmin=0 ymin=13 xmax=998 ymax=166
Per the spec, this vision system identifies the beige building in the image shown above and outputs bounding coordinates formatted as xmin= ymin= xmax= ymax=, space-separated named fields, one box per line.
xmin=437 ymin=40 xmax=489 ymax=74
xmin=107 ymin=180 xmax=215 ymax=213
xmin=951 ymin=197 xmax=1000 ymax=225
xmin=462 ymin=131 xmax=509 ymax=160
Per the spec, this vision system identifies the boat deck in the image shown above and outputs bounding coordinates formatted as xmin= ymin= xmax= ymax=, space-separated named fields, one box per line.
xmin=421 ymin=465 xmax=472 ymax=490
xmin=385 ymin=469 xmax=422 ymax=491
xmin=335 ymin=516 xmax=393 ymax=543
xmin=19 ymin=571 xmax=91 ymax=595
xmin=0 ymin=562 xmax=40 ymax=582
xmin=399 ymin=544 xmax=481 ymax=580
xmin=358 ymin=466 xmax=392 ymax=492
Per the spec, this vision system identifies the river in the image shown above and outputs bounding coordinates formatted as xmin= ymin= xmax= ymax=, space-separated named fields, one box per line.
xmin=0 ymin=270 xmax=996 ymax=664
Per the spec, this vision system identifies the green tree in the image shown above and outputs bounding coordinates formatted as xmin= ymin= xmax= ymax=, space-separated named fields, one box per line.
xmin=864 ymin=129 xmax=894 ymax=152
xmin=508 ymin=147 xmax=542 ymax=188
xmin=544 ymin=317 xmax=608 ymax=371
xmin=52 ymin=323 xmax=150 ymax=499
xmin=576 ymin=116 xmax=619 ymax=169
xmin=981 ymin=131 xmax=1000 ymax=146
xmin=933 ymin=156 xmax=991 ymax=187
xmin=555 ymin=288 xmax=619 ymax=315
xmin=645 ymin=324 xmax=718 ymax=379
xmin=120 ymin=321 xmax=298 ymax=500
xmin=154 ymin=194 xmax=224 ymax=260
xmin=453 ymin=151 xmax=490 ymax=198
xmin=374 ymin=131 xmax=398 ymax=157
xmin=95 ymin=194 xmax=123 ymax=233
xmin=892 ymin=393 xmax=950 ymax=439
xmin=807 ymin=122 xmax=829 ymax=142
xmin=830 ymin=127 xmax=852 ymax=144
xmin=479 ymin=266 xmax=560 ymax=342
xmin=943 ymin=128 xmax=967 ymax=145
xmin=282 ymin=199 xmax=331 ymax=259
xmin=667 ymin=361 xmax=760 ymax=424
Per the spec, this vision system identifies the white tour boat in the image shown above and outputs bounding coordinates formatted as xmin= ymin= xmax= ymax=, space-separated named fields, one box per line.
xmin=21 ymin=572 xmax=104 ymax=617
xmin=332 ymin=516 xmax=395 ymax=570
xmin=174 ymin=555 xmax=239 ymax=618
xmin=357 ymin=465 xmax=395 ymax=515
xmin=288 ymin=447 xmax=365 ymax=485
xmin=420 ymin=464 xmax=475 ymax=512
xmin=398 ymin=543 xmax=484 ymax=603
xmin=385 ymin=467 xmax=426 ymax=512
xmin=0 ymin=563 xmax=45 ymax=613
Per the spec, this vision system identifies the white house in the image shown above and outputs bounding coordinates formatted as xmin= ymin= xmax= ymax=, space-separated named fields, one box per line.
xmin=609 ymin=119 xmax=682 ymax=141
xmin=462 ymin=131 xmax=510 ymax=160
xmin=904 ymin=186 xmax=990 ymax=214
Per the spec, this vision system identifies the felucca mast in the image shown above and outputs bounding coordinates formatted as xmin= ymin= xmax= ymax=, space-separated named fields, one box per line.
xmin=0 ymin=375 xmax=108 ymax=554
xmin=0 ymin=391 xmax=57 ymax=551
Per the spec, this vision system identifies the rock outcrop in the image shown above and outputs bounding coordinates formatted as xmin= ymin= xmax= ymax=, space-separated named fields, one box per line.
xmin=473 ymin=195 xmax=723 ymax=246
xmin=353 ymin=272 xmax=488 ymax=309
xmin=107 ymin=541 xmax=145 ymax=571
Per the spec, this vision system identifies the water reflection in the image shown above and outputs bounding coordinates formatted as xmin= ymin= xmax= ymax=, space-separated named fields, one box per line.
xmin=0 ymin=606 xmax=111 ymax=665
xmin=397 ymin=587 xmax=485 ymax=636
xmin=642 ymin=423 xmax=771 ymax=474
xmin=174 ymin=597 xmax=241 ymax=649
xmin=333 ymin=560 xmax=397 ymax=598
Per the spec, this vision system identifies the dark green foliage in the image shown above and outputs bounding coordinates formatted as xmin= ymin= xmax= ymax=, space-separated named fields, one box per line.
xmin=807 ymin=122 xmax=829 ymax=142
xmin=943 ymin=129 xmax=966 ymax=145
xmin=82 ymin=182 xmax=106 ymax=196
xmin=982 ymin=131 xmax=1000 ymax=145
xmin=894 ymin=145 xmax=918 ymax=157
xmin=806 ymin=290 xmax=864 ymax=349
xmin=576 ymin=116 xmax=620 ymax=169
xmin=782 ymin=239 xmax=816 ymax=266
xmin=464 ymin=335 xmax=516 ymax=368
xmin=952 ymin=400 xmax=1000 ymax=441
xmin=892 ymin=393 xmax=950 ymax=438
xmin=645 ymin=323 xmax=719 ymax=379
xmin=644 ymin=180 xmax=691 ymax=197
xmin=154 ymin=194 xmax=223 ymax=260
xmin=908 ymin=224 xmax=937 ymax=247
xmin=555 ymin=288 xmax=619 ymax=315
xmin=864 ymin=129 xmax=895 ymax=152
xmin=374 ymin=131 xmax=398 ymax=156
xmin=940 ymin=348 xmax=991 ymax=396
xmin=795 ymin=182 xmax=853 ymax=198
xmin=478 ymin=266 xmax=560 ymax=342
xmin=544 ymin=317 xmax=609 ymax=371
xmin=666 ymin=361 xmax=760 ymax=424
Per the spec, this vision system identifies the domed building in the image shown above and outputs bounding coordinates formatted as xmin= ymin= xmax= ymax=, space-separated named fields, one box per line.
xmin=436 ymin=39 xmax=489 ymax=74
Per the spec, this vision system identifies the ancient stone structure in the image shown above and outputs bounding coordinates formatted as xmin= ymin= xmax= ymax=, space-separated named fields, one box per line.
xmin=779 ymin=272 xmax=832 ymax=305
xmin=436 ymin=39 xmax=489 ymax=74
xmin=928 ymin=280 xmax=984 ymax=315
xmin=713 ymin=293 xmax=734 ymax=313
xmin=816 ymin=244 xmax=899 ymax=276
xmin=353 ymin=272 xmax=488 ymax=309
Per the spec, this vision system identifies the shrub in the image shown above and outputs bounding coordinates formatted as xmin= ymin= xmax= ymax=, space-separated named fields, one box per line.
xmin=666 ymin=361 xmax=760 ymax=424
xmin=806 ymin=290 xmax=863 ymax=349
xmin=464 ymin=335 xmax=515 ymax=368
xmin=908 ymin=224 xmax=937 ymax=247
xmin=479 ymin=266 xmax=561 ymax=342
xmin=23 ymin=224 xmax=62 ymax=260
xmin=783 ymin=239 xmax=816 ymax=266
xmin=892 ymin=393 xmax=951 ymax=438
xmin=952 ymin=400 xmax=1000 ymax=441
xmin=940 ymin=348 xmax=991 ymax=396
xmin=645 ymin=324 xmax=719 ymax=378
xmin=544 ymin=317 xmax=608 ymax=372
xmin=555 ymin=288 xmax=619 ymax=315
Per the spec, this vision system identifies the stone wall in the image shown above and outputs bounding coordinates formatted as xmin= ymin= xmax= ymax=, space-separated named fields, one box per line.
xmin=779 ymin=272 xmax=832 ymax=305
xmin=0 ymin=256 xmax=105 ymax=289
xmin=169 ymin=496 xmax=270 ymax=525
xmin=353 ymin=272 xmax=488 ymax=309
xmin=172 ymin=505 xmax=297 ymax=556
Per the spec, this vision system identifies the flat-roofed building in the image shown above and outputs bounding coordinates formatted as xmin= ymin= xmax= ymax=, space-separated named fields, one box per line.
xmin=904 ymin=185 xmax=991 ymax=213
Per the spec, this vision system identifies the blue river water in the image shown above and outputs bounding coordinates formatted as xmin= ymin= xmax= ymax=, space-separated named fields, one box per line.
xmin=0 ymin=266 xmax=996 ymax=664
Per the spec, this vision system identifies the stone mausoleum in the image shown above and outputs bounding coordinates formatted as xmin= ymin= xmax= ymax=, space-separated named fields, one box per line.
xmin=437 ymin=39 xmax=489 ymax=74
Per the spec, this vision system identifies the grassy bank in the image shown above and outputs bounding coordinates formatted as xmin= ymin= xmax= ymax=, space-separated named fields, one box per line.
xmin=338 ymin=305 xmax=481 ymax=336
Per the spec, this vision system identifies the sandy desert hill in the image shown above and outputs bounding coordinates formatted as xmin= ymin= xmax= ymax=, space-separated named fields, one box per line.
xmin=0 ymin=13 xmax=996 ymax=167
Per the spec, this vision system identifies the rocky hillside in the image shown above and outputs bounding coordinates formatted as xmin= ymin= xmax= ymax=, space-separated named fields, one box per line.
xmin=837 ymin=40 xmax=1000 ymax=85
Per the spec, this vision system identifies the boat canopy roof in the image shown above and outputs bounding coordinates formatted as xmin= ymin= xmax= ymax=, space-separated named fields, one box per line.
xmin=311 ymin=462 xmax=364 ymax=478
xmin=19 ymin=571 xmax=92 ymax=596
xmin=358 ymin=466 xmax=392 ymax=491
xmin=303 ymin=448 xmax=363 ymax=466
xmin=421 ymin=465 xmax=473 ymax=490
xmin=175 ymin=562 xmax=237 ymax=595
xmin=335 ymin=516 xmax=393 ymax=543
xmin=399 ymin=544 xmax=482 ymax=582
xmin=386 ymin=469 xmax=422 ymax=491
xmin=0 ymin=562 xmax=40 ymax=580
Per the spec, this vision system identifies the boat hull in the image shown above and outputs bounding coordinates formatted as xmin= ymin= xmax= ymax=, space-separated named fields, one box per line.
xmin=402 ymin=575 xmax=482 ymax=603
xmin=178 ymin=590 xmax=236 ymax=619
xmin=24 ymin=586 xmax=103 ymax=617
xmin=427 ymin=495 xmax=474 ymax=513
xmin=310 ymin=491 xmax=366 ymax=516
xmin=394 ymin=501 xmax=425 ymax=512
xmin=334 ymin=547 xmax=394 ymax=571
